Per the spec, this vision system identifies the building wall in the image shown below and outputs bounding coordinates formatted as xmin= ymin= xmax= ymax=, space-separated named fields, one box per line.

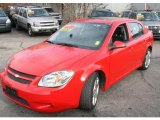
xmin=131 ymin=3 xmax=160 ymax=10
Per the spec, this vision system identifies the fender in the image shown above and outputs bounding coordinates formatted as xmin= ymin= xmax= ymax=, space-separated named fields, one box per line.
xmin=0 ymin=70 xmax=5 ymax=82
xmin=80 ymin=63 xmax=109 ymax=91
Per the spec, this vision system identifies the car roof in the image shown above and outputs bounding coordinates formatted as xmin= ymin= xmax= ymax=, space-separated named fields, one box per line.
xmin=122 ymin=10 xmax=132 ymax=12
xmin=22 ymin=7 xmax=44 ymax=10
xmin=132 ymin=10 xmax=156 ymax=13
xmin=93 ymin=9 xmax=112 ymax=12
xmin=43 ymin=7 xmax=52 ymax=8
xmin=21 ymin=6 xmax=41 ymax=9
xmin=74 ymin=17 xmax=137 ymax=24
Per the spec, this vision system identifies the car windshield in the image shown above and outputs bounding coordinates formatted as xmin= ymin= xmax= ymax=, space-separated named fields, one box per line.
xmin=45 ymin=8 xmax=54 ymax=13
xmin=92 ymin=11 xmax=114 ymax=17
xmin=156 ymin=12 xmax=160 ymax=17
xmin=137 ymin=12 xmax=159 ymax=21
xmin=27 ymin=8 xmax=50 ymax=17
xmin=0 ymin=9 xmax=6 ymax=17
xmin=48 ymin=22 xmax=111 ymax=50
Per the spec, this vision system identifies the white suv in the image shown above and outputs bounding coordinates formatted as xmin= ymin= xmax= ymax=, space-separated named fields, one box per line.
xmin=15 ymin=6 xmax=59 ymax=36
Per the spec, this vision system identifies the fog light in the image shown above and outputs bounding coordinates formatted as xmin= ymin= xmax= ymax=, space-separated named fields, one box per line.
xmin=33 ymin=102 xmax=54 ymax=109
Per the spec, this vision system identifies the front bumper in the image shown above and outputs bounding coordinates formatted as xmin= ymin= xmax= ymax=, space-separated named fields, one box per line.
xmin=31 ymin=25 xmax=59 ymax=33
xmin=152 ymin=32 xmax=160 ymax=39
xmin=0 ymin=69 xmax=83 ymax=113
xmin=0 ymin=23 xmax=11 ymax=32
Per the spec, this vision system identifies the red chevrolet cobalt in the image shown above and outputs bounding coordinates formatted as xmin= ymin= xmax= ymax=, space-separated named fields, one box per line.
xmin=0 ymin=18 xmax=153 ymax=113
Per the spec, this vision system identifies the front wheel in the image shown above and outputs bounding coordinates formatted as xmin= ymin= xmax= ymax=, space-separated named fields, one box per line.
xmin=15 ymin=22 xmax=20 ymax=30
xmin=139 ymin=49 xmax=151 ymax=70
xmin=79 ymin=72 xmax=100 ymax=110
xmin=7 ymin=29 xmax=12 ymax=33
xmin=28 ymin=26 xmax=34 ymax=37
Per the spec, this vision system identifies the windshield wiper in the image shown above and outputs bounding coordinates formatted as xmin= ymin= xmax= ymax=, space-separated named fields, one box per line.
xmin=53 ymin=42 xmax=79 ymax=48
xmin=46 ymin=41 xmax=54 ymax=44
xmin=46 ymin=41 xmax=79 ymax=48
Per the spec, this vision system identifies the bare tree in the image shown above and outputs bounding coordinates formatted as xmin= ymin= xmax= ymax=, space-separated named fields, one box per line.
xmin=57 ymin=3 xmax=109 ymax=25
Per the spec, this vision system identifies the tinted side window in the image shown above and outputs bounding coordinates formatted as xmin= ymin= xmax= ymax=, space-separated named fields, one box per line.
xmin=128 ymin=22 xmax=144 ymax=39
xmin=19 ymin=10 xmax=23 ymax=16
xmin=23 ymin=10 xmax=27 ymax=18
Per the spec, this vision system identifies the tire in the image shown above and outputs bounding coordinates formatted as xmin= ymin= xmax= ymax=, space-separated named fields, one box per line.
xmin=28 ymin=25 xmax=34 ymax=37
xmin=139 ymin=48 xmax=151 ymax=70
xmin=7 ymin=28 xmax=12 ymax=33
xmin=79 ymin=72 xmax=100 ymax=110
xmin=15 ymin=22 xmax=20 ymax=30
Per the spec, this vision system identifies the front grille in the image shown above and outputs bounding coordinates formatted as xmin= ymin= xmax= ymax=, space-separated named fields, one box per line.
xmin=4 ymin=86 xmax=29 ymax=105
xmin=148 ymin=26 xmax=160 ymax=30
xmin=54 ymin=16 xmax=60 ymax=19
xmin=148 ymin=26 xmax=160 ymax=33
xmin=40 ymin=24 xmax=55 ymax=27
xmin=0 ymin=24 xmax=6 ymax=26
xmin=40 ymin=22 xmax=54 ymax=24
xmin=8 ymin=67 xmax=36 ymax=79
xmin=0 ymin=20 xmax=6 ymax=24
xmin=7 ymin=72 xmax=31 ymax=84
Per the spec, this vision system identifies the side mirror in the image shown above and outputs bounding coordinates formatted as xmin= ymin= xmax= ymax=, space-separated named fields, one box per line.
xmin=110 ymin=41 xmax=126 ymax=50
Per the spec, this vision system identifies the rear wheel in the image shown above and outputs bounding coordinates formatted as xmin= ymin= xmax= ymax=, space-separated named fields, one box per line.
xmin=79 ymin=72 xmax=100 ymax=110
xmin=139 ymin=49 xmax=151 ymax=70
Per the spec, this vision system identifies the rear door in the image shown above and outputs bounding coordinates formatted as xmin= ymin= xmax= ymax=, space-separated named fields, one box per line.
xmin=127 ymin=22 xmax=146 ymax=68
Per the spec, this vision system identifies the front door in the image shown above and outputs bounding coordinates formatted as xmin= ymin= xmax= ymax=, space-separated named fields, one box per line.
xmin=108 ymin=23 xmax=134 ymax=86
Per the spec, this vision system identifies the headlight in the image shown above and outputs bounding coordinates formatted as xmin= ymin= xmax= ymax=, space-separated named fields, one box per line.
xmin=145 ymin=26 xmax=148 ymax=29
xmin=38 ymin=70 xmax=74 ymax=88
xmin=6 ymin=19 xmax=11 ymax=24
xmin=59 ymin=15 xmax=62 ymax=19
xmin=54 ymin=20 xmax=59 ymax=25
xmin=33 ymin=22 xmax=40 ymax=27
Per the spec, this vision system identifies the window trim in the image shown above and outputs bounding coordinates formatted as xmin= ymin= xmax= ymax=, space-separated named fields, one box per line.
xmin=109 ymin=23 xmax=129 ymax=50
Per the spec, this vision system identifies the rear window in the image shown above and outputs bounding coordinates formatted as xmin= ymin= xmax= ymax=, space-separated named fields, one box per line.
xmin=45 ymin=8 xmax=54 ymax=13
xmin=122 ymin=11 xmax=130 ymax=17
xmin=91 ymin=11 xmax=114 ymax=17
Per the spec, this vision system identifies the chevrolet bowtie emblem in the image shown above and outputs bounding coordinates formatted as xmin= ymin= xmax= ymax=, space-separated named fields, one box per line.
xmin=15 ymin=74 xmax=20 ymax=78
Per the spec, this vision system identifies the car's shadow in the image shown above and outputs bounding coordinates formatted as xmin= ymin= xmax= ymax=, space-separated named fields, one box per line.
xmin=12 ymin=27 xmax=52 ymax=37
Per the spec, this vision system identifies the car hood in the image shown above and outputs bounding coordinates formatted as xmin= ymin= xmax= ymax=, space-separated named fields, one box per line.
xmin=49 ymin=12 xmax=61 ymax=16
xmin=29 ymin=16 xmax=55 ymax=23
xmin=0 ymin=17 xmax=8 ymax=24
xmin=141 ymin=21 xmax=160 ymax=26
xmin=9 ymin=42 xmax=96 ymax=76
